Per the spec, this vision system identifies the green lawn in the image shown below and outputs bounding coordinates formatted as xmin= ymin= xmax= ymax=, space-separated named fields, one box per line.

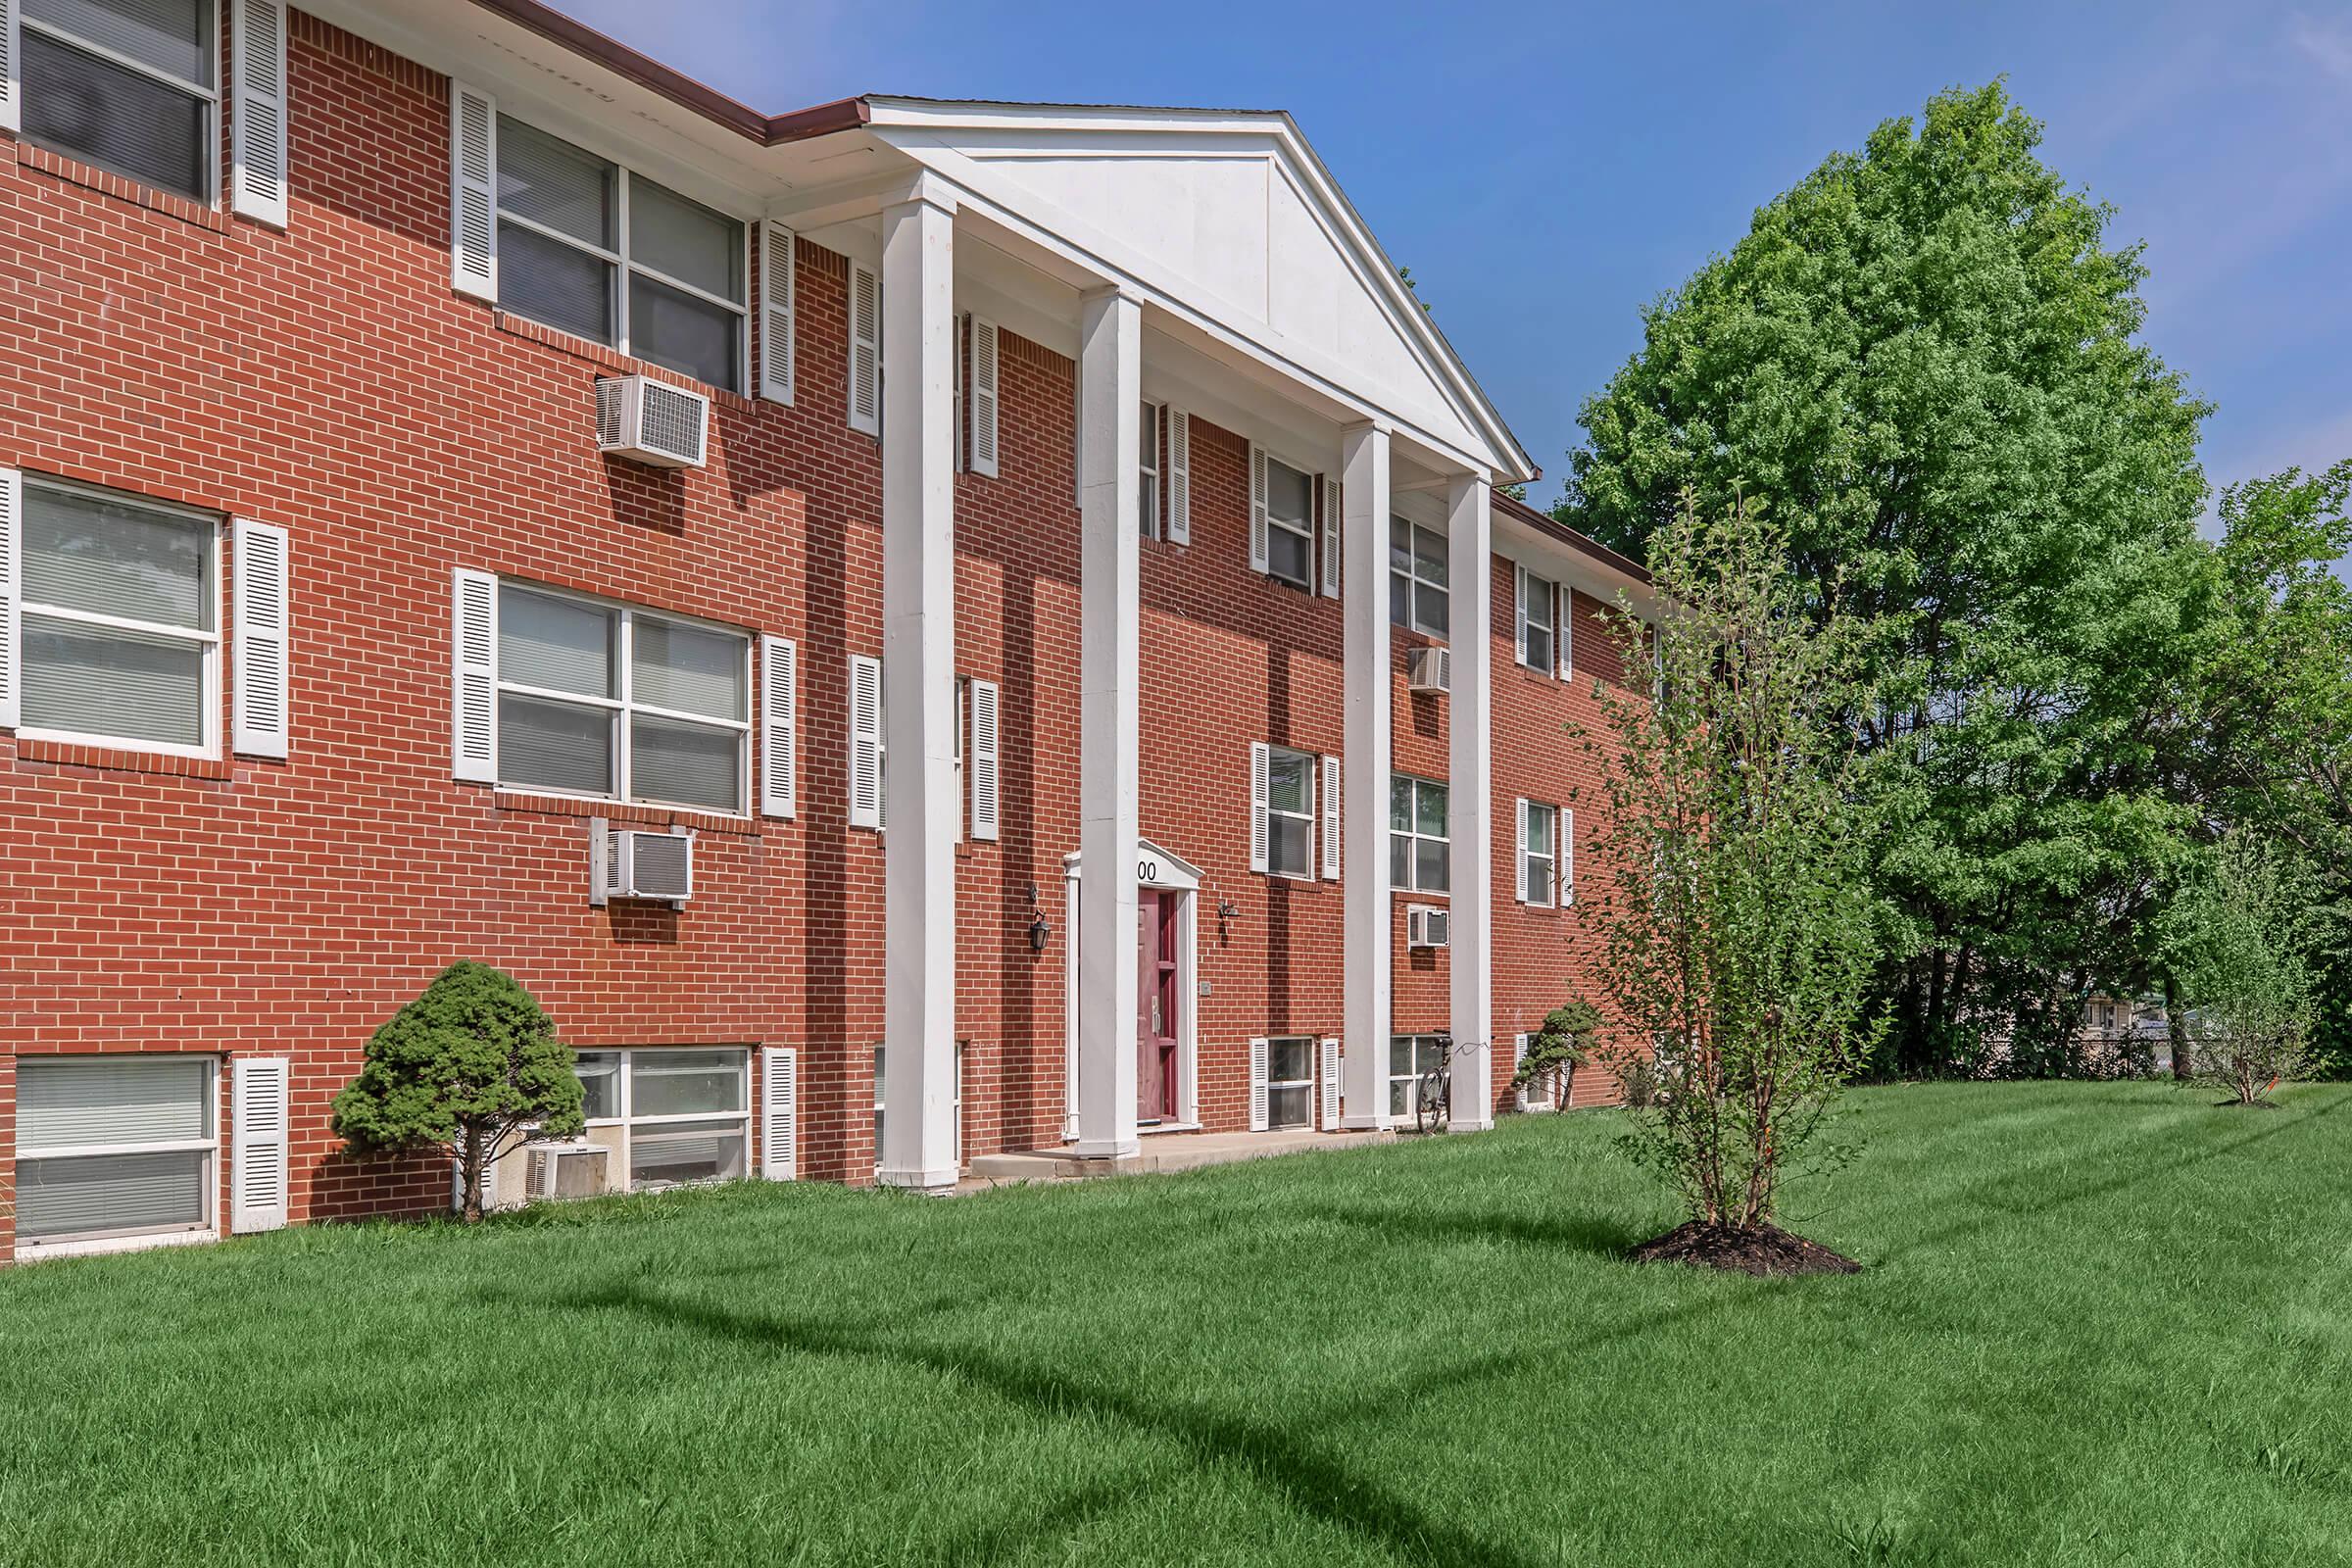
xmin=6 ymin=1082 xmax=2351 ymax=1567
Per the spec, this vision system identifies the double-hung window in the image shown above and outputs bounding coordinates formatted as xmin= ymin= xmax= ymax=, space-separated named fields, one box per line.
xmin=1520 ymin=800 xmax=1559 ymax=907
xmin=1388 ymin=1035 xmax=1446 ymax=1121
xmin=18 ymin=477 xmax=219 ymax=755
xmin=497 ymin=583 xmax=752 ymax=813
xmin=1265 ymin=744 xmax=1316 ymax=879
xmin=1390 ymin=517 xmax=1449 ymax=637
xmin=21 ymin=0 xmax=217 ymax=202
xmin=1390 ymin=774 xmax=1450 ymax=894
xmin=1139 ymin=401 xmax=1163 ymax=540
xmin=1266 ymin=1038 xmax=1314 ymax=1130
xmin=495 ymin=117 xmax=749 ymax=392
xmin=1265 ymin=456 xmax=1314 ymax=589
xmin=1518 ymin=566 xmax=1559 ymax=673
xmin=572 ymin=1048 xmax=751 ymax=1192
xmin=16 ymin=1056 xmax=218 ymax=1250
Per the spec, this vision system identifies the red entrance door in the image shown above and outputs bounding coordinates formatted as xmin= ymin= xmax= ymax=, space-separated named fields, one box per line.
xmin=1136 ymin=891 xmax=1180 ymax=1122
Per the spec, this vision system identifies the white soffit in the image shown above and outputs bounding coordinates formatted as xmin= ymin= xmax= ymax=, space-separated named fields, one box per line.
xmin=866 ymin=100 xmax=1533 ymax=484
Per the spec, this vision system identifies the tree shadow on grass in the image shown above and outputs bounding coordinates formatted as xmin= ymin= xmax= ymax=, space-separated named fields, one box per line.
xmin=524 ymin=1279 xmax=1547 ymax=1568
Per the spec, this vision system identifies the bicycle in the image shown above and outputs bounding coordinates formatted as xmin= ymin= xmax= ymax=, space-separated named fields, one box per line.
xmin=1414 ymin=1032 xmax=1458 ymax=1135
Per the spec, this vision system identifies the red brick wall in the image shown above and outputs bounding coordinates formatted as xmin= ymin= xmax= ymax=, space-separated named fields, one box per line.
xmin=0 ymin=9 xmax=1625 ymax=1254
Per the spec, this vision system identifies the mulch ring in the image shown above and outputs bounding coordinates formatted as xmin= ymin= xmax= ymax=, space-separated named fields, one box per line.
xmin=1626 ymin=1221 xmax=1861 ymax=1277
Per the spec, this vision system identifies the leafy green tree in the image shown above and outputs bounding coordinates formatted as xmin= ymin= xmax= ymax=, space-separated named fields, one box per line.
xmin=2162 ymin=832 xmax=2320 ymax=1105
xmin=331 ymin=962 xmax=584 ymax=1221
xmin=1574 ymin=494 xmax=1885 ymax=1252
xmin=1561 ymin=82 xmax=2210 ymax=1072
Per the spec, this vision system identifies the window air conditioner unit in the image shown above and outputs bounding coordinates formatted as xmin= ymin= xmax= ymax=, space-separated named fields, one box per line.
xmin=593 ymin=823 xmax=695 ymax=904
xmin=1406 ymin=904 xmax=1451 ymax=950
xmin=595 ymin=374 xmax=708 ymax=468
xmin=1407 ymin=646 xmax=1450 ymax=695
xmin=524 ymin=1143 xmax=611 ymax=1201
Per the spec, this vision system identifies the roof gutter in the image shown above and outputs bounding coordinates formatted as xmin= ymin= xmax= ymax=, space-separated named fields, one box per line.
xmin=1494 ymin=491 xmax=1649 ymax=586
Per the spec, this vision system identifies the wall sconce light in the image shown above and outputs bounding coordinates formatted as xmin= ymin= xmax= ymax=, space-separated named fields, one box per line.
xmin=1026 ymin=883 xmax=1052 ymax=953
xmin=1217 ymin=899 xmax=1241 ymax=944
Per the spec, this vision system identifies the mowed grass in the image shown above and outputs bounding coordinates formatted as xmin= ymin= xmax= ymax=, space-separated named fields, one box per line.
xmin=5 ymin=1083 xmax=2351 ymax=1567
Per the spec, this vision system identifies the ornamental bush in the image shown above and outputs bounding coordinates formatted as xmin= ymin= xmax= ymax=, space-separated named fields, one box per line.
xmin=331 ymin=961 xmax=584 ymax=1220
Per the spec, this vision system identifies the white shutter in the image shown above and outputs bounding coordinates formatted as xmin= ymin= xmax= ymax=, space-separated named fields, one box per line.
xmin=0 ymin=0 xmax=19 ymax=135
xmin=1248 ymin=443 xmax=1270 ymax=574
xmin=231 ymin=1054 xmax=291 ymax=1233
xmin=848 ymin=654 xmax=883 ymax=829
xmin=1249 ymin=742 xmax=1270 ymax=873
xmin=848 ymin=263 xmax=881 ymax=437
xmin=1514 ymin=1035 xmax=1531 ymax=1113
xmin=1166 ymin=409 xmax=1192 ymax=544
xmin=451 ymin=568 xmax=497 ymax=781
xmin=760 ymin=1046 xmax=798 ymax=1180
xmin=1558 ymin=584 xmax=1574 ymax=680
xmin=969 ymin=318 xmax=1002 ymax=477
xmin=1319 ymin=1037 xmax=1342 ymax=1130
xmin=760 ymin=635 xmax=797 ymax=818
xmin=969 ymin=677 xmax=1001 ymax=841
xmin=1514 ymin=567 xmax=1531 ymax=665
xmin=229 ymin=0 xmax=289 ymax=226
xmin=449 ymin=82 xmax=496 ymax=301
xmin=1320 ymin=754 xmax=1341 ymax=881
xmin=231 ymin=518 xmax=291 ymax=758
xmin=1249 ymin=1038 xmax=1270 ymax=1131
xmin=1561 ymin=807 xmax=1575 ymax=906
xmin=1320 ymin=474 xmax=1341 ymax=598
xmin=0 ymin=466 xmax=19 ymax=729
xmin=759 ymin=221 xmax=795 ymax=405
xmin=1514 ymin=798 xmax=1531 ymax=903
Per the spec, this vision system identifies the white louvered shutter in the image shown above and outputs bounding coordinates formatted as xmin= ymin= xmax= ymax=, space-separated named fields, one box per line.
xmin=969 ymin=318 xmax=1002 ymax=477
xmin=1166 ymin=410 xmax=1192 ymax=544
xmin=759 ymin=221 xmax=795 ymax=405
xmin=1561 ymin=807 xmax=1575 ymax=906
xmin=449 ymin=82 xmax=496 ymax=300
xmin=1514 ymin=1034 xmax=1531 ymax=1112
xmin=1558 ymin=585 xmax=1574 ymax=680
xmin=1249 ymin=1038 xmax=1270 ymax=1131
xmin=1514 ymin=567 xmax=1531 ymax=665
xmin=451 ymin=568 xmax=497 ymax=781
xmin=1320 ymin=754 xmax=1341 ymax=881
xmin=1320 ymin=1037 xmax=1342 ymax=1130
xmin=848 ymin=263 xmax=881 ymax=437
xmin=761 ymin=1047 xmax=798 ymax=1180
xmin=760 ymin=635 xmax=796 ymax=818
xmin=231 ymin=518 xmax=291 ymax=758
xmin=231 ymin=1054 xmax=291 ymax=1233
xmin=969 ymin=677 xmax=1001 ymax=841
xmin=229 ymin=0 xmax=289 ymax=226
xmin=1249 ymin=742 xmax=1270 ymax=873
xmin=848 ymin=654 xmax=883 ymax=829
xmin=1248 ymin=443 xmax=1270 ymax=574
xmin=0 ymin=466 xmax=19 ymax=728
xmin=0 ymin=0 xmax=19 ymax=135
xmin=1321 ymin=474 xmax=1341 ymax=598
xmin=1514 ymin=798 xmax=1531 ymax=904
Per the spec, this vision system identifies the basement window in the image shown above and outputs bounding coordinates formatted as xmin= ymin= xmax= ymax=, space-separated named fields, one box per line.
xmin=571 ymin=1048 xmax=752 ymax=1193
xmin=16 ymin=1056 xmax=218 ymax=1250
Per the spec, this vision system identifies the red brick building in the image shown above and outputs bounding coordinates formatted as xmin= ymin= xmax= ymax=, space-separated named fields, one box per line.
xmin=0 ymin=0 xmax=1652 ymax=1261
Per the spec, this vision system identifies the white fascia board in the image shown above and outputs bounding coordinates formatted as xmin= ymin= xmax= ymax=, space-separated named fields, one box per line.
xmin=1494 ymin=513 xmax=1657 ymax=615
xmin=870 ymin=124 xmax=1529 ymax=484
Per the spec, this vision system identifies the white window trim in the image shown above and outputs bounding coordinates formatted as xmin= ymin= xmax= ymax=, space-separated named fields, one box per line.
xmin=1264 ymin=1035 xmax=1316 ymax=1131
xmin=1264 ymin=742 xmax=1317 ymax=882
xmin=1263 ymin=452 xmax=1316 ymax=591
xmin=1388 ymin=1033 xmax=1446 ymax=1122
xmin=14 ymin=1055 xmax=220 ymax=1254
xmin=1390 ymin=773 xmax=1451 ymax=896
xmin=494 ymin=579 xmax=754 ymax=817
xmin=571 ymin=1048 xmax=754 ymax=1194
xmin=1391 ymin=515 xmax=1451 ymax=640
xmin=1139 ymin=400 xmax=1162 ymax=541
xmin=12 ymin=474 xmax=223 ymax=760
xmin=1517 ymin=565 xmax=1560 ymax=675
xmin=1520 ymin=798 xmax=1558 ymax=908
xmin=19 ymin=5 xmax=221 ymax=207
xmin=492 ymin=115 xmax=753 ymax=395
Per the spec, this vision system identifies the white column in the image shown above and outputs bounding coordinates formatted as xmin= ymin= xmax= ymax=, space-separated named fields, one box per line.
xmin=878 ymin=186 xmax=960 ymax=1189
xmin=1341 ymin=423 xmax=1394 ymax=1128
xmin=1446 ymin=473 xmax=1494 ymax=1131
xmin=1072 ymin=286 xmax=1143 ymax=1159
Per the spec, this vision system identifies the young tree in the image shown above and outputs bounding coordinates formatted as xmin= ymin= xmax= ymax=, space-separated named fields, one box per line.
xmin=1563 ymin=82 xmax=2210 ymax=1074
xmin=1576 ymin=494 xmax=1886 ymax=1272
xmin=1512 ymin=999 xmax=1599 ymax=1108
xmin=2164 ymin=834 xmax=2320 ymax=1106
xmin=331 ymin=961 xmax=584 ymax=1220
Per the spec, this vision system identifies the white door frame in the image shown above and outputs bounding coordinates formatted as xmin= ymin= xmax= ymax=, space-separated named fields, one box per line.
xmin=1064 ymin=839 xmax=1202 ymax=1139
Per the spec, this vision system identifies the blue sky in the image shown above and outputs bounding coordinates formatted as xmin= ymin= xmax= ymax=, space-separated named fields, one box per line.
xmin=565 ymin=0 xmax=2352 ymax=546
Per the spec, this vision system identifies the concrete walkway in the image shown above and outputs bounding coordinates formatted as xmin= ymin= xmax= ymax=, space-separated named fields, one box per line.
xmin=959 ymin=1126 xmax=1399 ymax=1191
